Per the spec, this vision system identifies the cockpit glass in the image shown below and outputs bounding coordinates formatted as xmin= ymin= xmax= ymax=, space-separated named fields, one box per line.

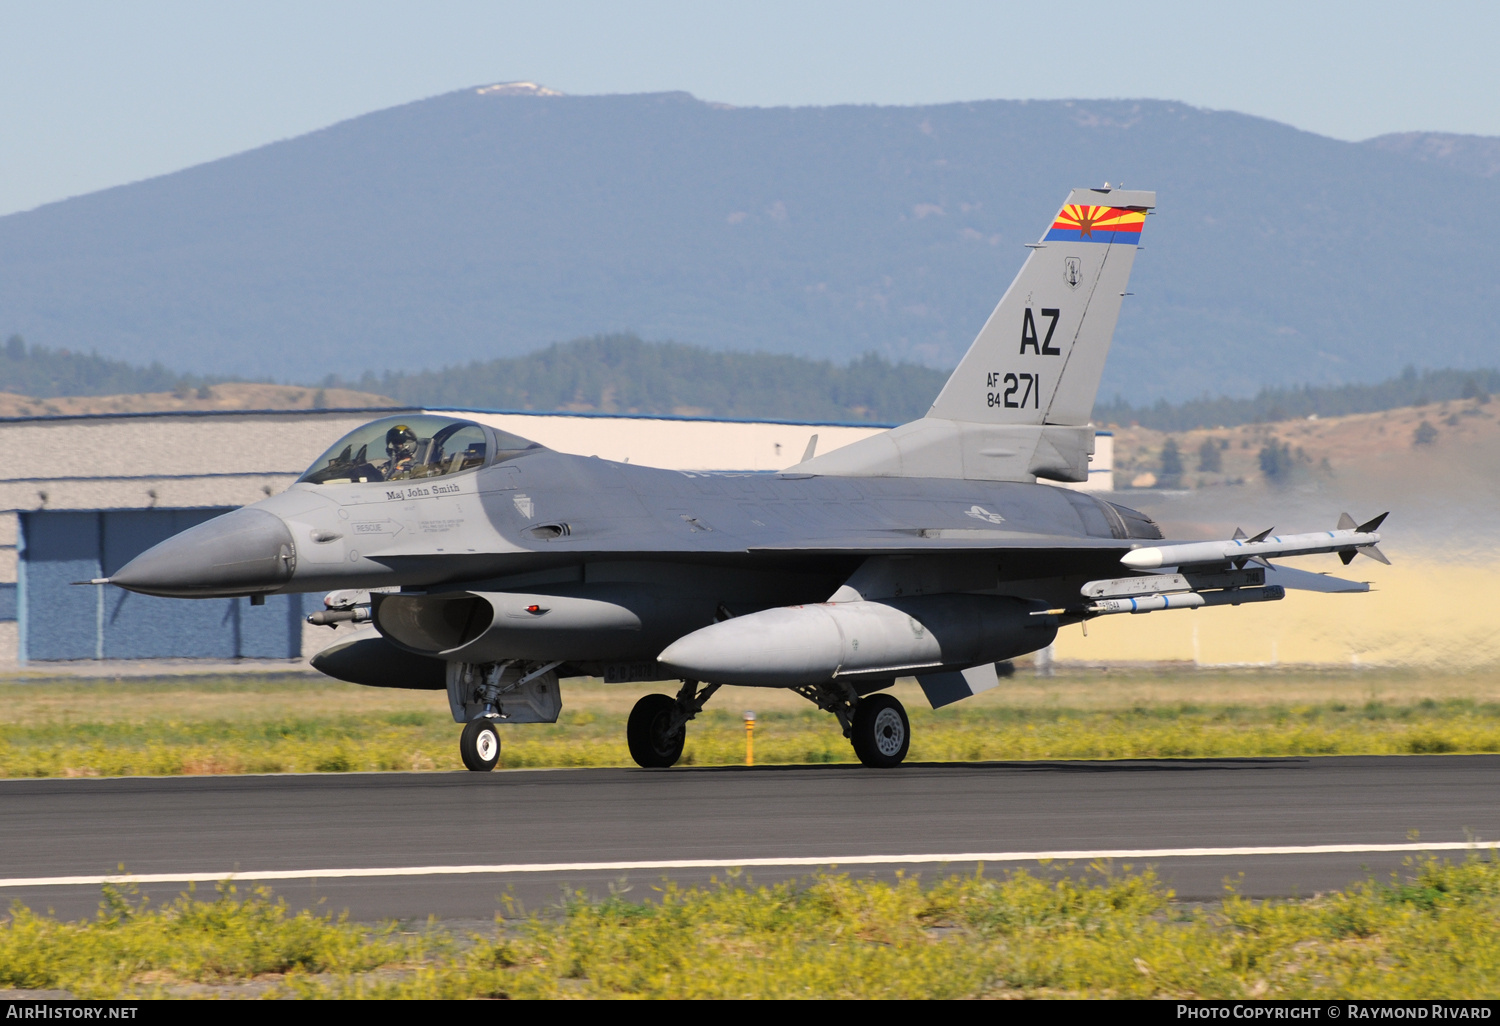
xmin=298 ymin=415 xmax=538 ymax=486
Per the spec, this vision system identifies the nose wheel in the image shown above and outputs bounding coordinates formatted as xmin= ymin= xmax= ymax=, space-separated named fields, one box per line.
xmin=850 ymin=693 xmax=910 ymax=768
xmin=460 ymin=719 xmax=501 ymax=772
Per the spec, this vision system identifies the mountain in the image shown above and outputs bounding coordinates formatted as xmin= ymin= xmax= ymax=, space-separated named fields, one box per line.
xmin=1363 ymin=132 xmax=1500 ymax=178
xmin=2 ymin=86 xmax=1497 ymax=402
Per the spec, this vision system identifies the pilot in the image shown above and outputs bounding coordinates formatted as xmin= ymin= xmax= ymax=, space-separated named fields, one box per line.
xmin=383 ymin=424 xmax=419 ymax=479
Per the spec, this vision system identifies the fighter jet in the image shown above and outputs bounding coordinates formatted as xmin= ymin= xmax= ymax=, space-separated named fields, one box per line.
xmin=103 ymin=187 xmax=1386 ymax=771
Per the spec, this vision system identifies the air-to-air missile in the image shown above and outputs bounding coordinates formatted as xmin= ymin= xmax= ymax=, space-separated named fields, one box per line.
xmin=1120 ymin=513 xmax=1388 ymax=570
xmin=97 ymin=187 xmax=1391 ymax=771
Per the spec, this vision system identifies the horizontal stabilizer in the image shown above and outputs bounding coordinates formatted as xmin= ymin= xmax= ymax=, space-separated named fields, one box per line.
xmin=1262 ymin=564 xmax=1370 ymax=594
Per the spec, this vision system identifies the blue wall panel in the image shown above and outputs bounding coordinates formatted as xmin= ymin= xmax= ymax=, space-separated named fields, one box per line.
xmin=22 ymin=509 xmax=304 ymax=661
xmin=21 ymin=511 xmax=103 ymax=660
xmin=100 ymin=509 xmax=236 ymax=659
xmin=238 ymin=593 xmax=304 ymax=658
xmin=0 ymin=583 xmax=16 ymax=622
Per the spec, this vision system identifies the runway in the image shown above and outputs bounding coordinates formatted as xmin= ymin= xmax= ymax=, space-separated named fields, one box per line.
xmin=3 ymin=755 xmax=1497 ymax=920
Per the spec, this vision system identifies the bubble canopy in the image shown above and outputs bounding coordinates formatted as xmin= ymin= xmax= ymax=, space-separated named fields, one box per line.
xmin=297 ymin=415 xmax=540 ymax=486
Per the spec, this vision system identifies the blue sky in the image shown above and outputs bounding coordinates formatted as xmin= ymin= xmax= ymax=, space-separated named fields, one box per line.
xmin=2 ymin=0 xmax=1497 ymax=216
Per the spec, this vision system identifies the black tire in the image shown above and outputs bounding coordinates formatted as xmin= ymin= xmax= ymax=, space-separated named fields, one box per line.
xmin=627 ymin=693 xmax=686 ymax=768
xmin=460 ymin=719 xmax=502 ymax=772
xmin=850 ymin=693 xmax=910 ymax=768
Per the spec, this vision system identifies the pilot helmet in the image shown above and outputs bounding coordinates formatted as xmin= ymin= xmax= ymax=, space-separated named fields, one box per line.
xmin=385 ymin=423 xmax=418 ymax=457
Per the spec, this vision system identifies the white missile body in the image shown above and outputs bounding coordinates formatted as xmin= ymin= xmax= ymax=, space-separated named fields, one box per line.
xmin=1087 ymin=585 xmax=1284 ymax=615
xmin=1121 ymin=528 xmax=1383 ymax=570
xmin=658 ymin=595 xmax=1055 ymax=688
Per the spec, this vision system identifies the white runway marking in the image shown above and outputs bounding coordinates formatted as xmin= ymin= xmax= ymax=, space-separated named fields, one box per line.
xmin=1 ymin=841 xmax=1495 ymax=888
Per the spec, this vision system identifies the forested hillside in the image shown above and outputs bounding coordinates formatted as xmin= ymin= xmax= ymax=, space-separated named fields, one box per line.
xmin=1095 ymin=367 xmax=1500 ymax=431
xmin=9 ymin=327 xmax=1491 ymax=431
xmin=0 ymin=334 xmax=200 ymax=397
xmin=330 ymin=334 xmax=943 ymax=423
xmin=0 ymin=332 xmax=946 ymax=423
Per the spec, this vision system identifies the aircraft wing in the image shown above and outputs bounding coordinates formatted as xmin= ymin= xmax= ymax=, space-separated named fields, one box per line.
xmin=745 ymin=532 xmax=1135 ymax=553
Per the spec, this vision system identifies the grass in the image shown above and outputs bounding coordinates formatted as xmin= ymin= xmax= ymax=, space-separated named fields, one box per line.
xmin=6 ymin=856 xmax=1500 ymax=998
xmin=4 ymin=667 xmax=1500 ymax=777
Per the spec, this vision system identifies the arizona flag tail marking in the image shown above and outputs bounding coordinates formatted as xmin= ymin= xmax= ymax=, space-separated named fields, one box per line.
xmin=1043 ymin=204 xmax=1146 ymax=245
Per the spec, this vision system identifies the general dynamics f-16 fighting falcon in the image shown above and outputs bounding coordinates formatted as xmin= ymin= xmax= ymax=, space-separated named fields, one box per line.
xmin=100 ymin=188 xmax=1387 ymax=771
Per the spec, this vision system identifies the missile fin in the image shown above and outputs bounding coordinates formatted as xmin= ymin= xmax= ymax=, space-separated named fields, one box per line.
xmin=1248 ymin=527 xmax=1275 ymax=543
xmin=1337 ymin=512 xmax=1357 ymax=531
xmin=1357 ymin=543 xmax=1391 ymax=565
xmin=1339 ymin=550 xmax=1356 ymax=565
xmin=1232 ymin=527 xmax=1248 ymax=541
xmin=1357 ymin=512 xmax=1390 ymax=534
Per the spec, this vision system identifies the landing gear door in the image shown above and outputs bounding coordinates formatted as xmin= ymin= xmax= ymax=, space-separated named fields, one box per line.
xmin=445 ymin=662 xmax=563 ymax=724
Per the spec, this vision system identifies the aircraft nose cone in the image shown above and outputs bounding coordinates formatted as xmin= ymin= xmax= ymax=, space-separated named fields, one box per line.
xmin=110 ymin=508 xmax=297 ymax=597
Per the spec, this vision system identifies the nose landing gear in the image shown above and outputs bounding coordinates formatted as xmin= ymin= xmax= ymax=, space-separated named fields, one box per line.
xmin=460 ymin=719 xmax=501 ymax=772
xmin=449 ymin=660 xmax=563 ymax=772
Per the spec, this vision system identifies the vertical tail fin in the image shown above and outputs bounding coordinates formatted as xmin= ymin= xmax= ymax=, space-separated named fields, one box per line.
xmin=928 ymin=187 xmax=1154 ymax=426
xmin=790 ymin=187 xmax=1153 ymax=482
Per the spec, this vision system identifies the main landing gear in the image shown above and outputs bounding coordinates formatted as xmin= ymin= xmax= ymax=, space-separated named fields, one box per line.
xmin=626 ymin=680 xmax=719 ymax=768
xmin=794 ymin=682 xmax=910 ymax=768
xmin=625 ymin=679 xmax=911 ymax=769
xmin=850 ymin=693 xmax=911 ymax=768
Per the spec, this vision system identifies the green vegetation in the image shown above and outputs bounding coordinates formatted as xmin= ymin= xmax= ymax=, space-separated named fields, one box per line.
xmin=1196 ymin=436 xmax=1224 ymax=473
xmin=0 ymin=334 xmax=214 ymax=400
xmin=1258 ymin=438 xmax=1296 ymax=481
xmin=5 ymin=672 xmax=1500 ymax=778
xmin=1096 ymin=365 xmax=1499 ymax=432
xmin=6 ymin=856 xmax=1500 ymax=997
xmin=0 ymin=330 xmax=946 ymax=423
xmin=322 ymin=333 xmax=944 ymax=424
xmin=1157 ymin=437 xmax=1183 ymax=487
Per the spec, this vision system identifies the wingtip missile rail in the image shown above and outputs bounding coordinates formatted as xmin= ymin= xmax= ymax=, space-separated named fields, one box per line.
xmin=1120 ymin=513 xmax=1389 ymax=571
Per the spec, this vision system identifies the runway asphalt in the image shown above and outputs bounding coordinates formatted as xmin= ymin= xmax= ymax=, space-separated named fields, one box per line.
xmin=3 ymin=755 xmax=1498 ymax=920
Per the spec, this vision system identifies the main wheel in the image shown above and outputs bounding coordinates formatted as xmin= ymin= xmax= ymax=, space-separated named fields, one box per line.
xmin=850 ymin=694 xmax=910 ymax=768
xmin=460 ymin=719 xmax=502 ymax=772
xmin=627 ymin=693 xmax=686 ymax=768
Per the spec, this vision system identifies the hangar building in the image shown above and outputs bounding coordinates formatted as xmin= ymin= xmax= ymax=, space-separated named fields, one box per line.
xmin=0 ymin=407 xmax=1112 ymax=669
